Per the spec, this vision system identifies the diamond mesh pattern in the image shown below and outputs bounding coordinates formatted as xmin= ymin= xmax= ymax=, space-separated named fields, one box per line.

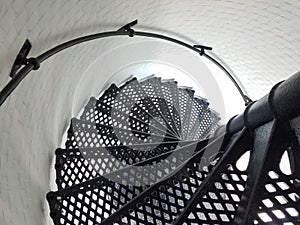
xmin=48 ymin=75 xmax=300 ymax=225
xmin=48 ymin=139 xmax=207 ymax=224
xmin=80 ymin=97 xmax=168 ymax=138
xmin=174 ymin=121 xmax=300 ymax=225
xmin=229 ymin=121 xmax=300 ymax=225
xmin=170 ymin=130 xmax=252 ymax=225
xmin=80 ymin=84 xmax=173 ymax=138
xmin=100 ymin=137 xmax=223 ymax=225
xmin=181 ymin=162 xmax=248 ymax=224
xmin=190 ymin=109 xmax=220 ymax=140
xmin=47 ymin=75 xmax=223 ymax=225
xmin=104 ymin=140 xmax=208 ymax=187
xmin=47 ymin=176 xmax=145 ymax=225
xmin=65 ymin=119 xmax=175 ymax=149
xmin=249 ymin=121 xmax=300 ymax=225
xmin=161 ymin=80 xmax=181 ymax=136
xmin=118 ymin=78 xmax=176 ymax=137
xmin=178 ymin=88 xmax=195 ymax=140
xmin=187 ymin=97 xmax=209 ymax=138
xmin=55 ymin=142 xmax=179 ymax=189
xmin=254 ymin=169 xmax=300 ymax=224
xmin=140 ymin=77 xmax=180 ymax=137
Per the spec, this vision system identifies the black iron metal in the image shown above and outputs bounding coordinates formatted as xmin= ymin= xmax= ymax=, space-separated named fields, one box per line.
xmin=233 ymin=119 xmax=300 ymax=224
xmin=160 ymin=79 xmax=182 ymax=136
xmin=178 ymin=88 xmax=195 ymax=140
xmin=194 ymin=44 xmax=213 ymax=55
xmin=172 ymin=76 xmax=300 ymax=224
xmin=46 ymin=71 xmax=300 ymax=225
xmin=117 ymin=19 xmax=137 ymax=37
xmin=231 ymin=84 xmax=300 ymax=224
xmin=81 ymin=84 xmax=176 ymax=139
xmin=173 ymin=128 xmax=253 ymax=224
xmin=55 ymin=141 xmax=182 ymax=189
xmin=8 ymin=20 xmax=297 ymax=225
xmin=81 ymin=97 xmax=169 ymax=138
xmin=101 ymin=134 xmax=227 ymax=225
xmin=103 ymin=137 xmax=213 ymax=186
xmin=233 ymin=121 xmax=277 ymax=224
xmin=47 ymin=173 xmax=146 ymax=225
xmin=46 ymin=72 xmax=221 ymax=225
xmin=65 ymin=118 xmax=178 ymax=150
xmin=187 ymin=98 xmax=208 ymax=138
xmin=228 ymin=71 xmax=300 ymax=133
xmin=9 ymin=39 xmax=33 ymax=78
xmin=140 ymin=77 xmax=181 ymax=138
xmin=119 ymin=77 xmax=180 ymax=138
xmin=0 ymin=20 xmax=250 ymax=107
xmin=47 ymin=138 xmax=211 ymax=225
xmin=203 ymin=53 xmax=252 ymax=106
xmin=192 ymin=108 xmax=220 ymax=140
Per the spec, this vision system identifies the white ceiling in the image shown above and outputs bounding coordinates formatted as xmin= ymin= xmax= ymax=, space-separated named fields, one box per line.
xmin=0 ymin=1 xmax=300 ymax=224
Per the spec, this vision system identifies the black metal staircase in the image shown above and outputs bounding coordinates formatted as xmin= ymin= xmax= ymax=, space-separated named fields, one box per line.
xmin=46 ymin=74 xmax=300 ymax=225
xmin=0 ymin=20 xmax=298 ymax=225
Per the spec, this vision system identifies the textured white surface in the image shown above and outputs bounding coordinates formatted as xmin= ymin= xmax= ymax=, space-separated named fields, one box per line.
xmin=0 ymin=1 xmax=300 ymax=224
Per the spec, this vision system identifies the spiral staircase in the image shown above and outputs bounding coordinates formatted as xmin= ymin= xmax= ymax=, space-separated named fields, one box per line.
xmin=46 ymin=75 xmax=300 ymax=225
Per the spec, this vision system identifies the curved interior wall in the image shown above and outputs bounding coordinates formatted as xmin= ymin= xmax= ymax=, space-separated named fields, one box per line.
xmin=1 ymin=1 xmax=300 ymax=225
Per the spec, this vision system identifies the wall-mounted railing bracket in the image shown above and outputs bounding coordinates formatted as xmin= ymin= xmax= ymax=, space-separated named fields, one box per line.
xmin=9 ymin=39 xmax=40 ymax=79
xmin=9 ymin=39 xmax=32 ymax=78
xmin=0 ymin=21 xmax=253 ymax=107
xmin=243 ymin=95 xmax=253 ymax=106
xmin=118 ymin=20 xmax=138 ymax=37
xmin=194 ymin=44 xmax=213 ymax=55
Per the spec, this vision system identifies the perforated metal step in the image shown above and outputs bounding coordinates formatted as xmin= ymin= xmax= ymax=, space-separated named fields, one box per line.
xmin=100 ymin=136 xmax=224 ymax=225
xmin=80 ymin=96 xmax=170 ymax=138
xmin=173 ymin=120 xmax=300 ymax=225
xmin=55 ymin=141 xmax=186 ymax=189
xmin=140 ymin=77 xmax=180 ymax=138
xmin=46 ymin=75 xmax=232 ymax=225
xmin=47 ymin=175 xmax=146 ymax=225
xmin=118 ymin=78 xmax=178 ymax=138
xmin=161 ymin=79 xmax=181 ymax=136
xmin=48 ymin=138 xmax=210 ymax=224
xmin=65 ymin=118 xmax=178 ymax=149
xmin=81 ymin=83 xmax=176 ymax=139
xmin=178 ymin=88 xmax=195 ymax=140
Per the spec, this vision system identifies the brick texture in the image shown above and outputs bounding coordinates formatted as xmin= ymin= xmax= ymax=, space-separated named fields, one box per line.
xmin=0 ymin=0 xmax=300 ymax=224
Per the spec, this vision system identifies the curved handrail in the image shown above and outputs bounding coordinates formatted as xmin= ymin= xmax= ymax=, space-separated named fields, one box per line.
xmin=0 ymin=20 xmax=252 ymax=107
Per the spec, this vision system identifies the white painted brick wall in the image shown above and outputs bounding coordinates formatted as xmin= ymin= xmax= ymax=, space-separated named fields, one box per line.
xmin=0 ymin=0 xmax=300 ymax=224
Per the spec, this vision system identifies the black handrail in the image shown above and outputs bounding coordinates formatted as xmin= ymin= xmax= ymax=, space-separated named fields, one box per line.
xmin=0 ymin=20 xmax=252 ymax=107
xmin=226 ymin=70 xmax=300 ymax=133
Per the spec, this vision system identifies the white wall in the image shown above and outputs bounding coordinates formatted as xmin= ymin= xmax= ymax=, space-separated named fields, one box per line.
xmin=1 ymin=1 xmax=300 ymax=224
